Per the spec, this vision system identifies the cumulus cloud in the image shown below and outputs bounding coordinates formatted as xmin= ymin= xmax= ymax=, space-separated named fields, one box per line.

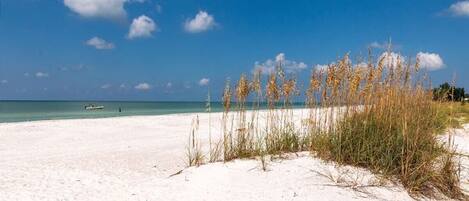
xmin=1 ymin=80 xmax=7 ymax=84
xmin=450 ymin=1 xmax=469 ymax=16
xmin=275 ymin=53 xmax=285 ymax=62
xmin=60 ymin=64 xmax=88 ymax=72
xmin=64 ymin=0 xmax=128 ymax=19
xmin=35 ymin=72 xmax=49 ymax=78
xmin=368 ymin=40 xmax=403 ymax=50
xmin=199 ymin=78 xmax=210 ymax=86
xmin=417 ymin=52 xmax=445 ymax=71
xmin=128 ymin=15 xmax=156 ymax=39
xmin=379 ymin=52 xmax=406 ymax=68
xmin=314 ymin=64 xmax=329 ymax=71
xmin=377 ymin=52 xmax=444 ymax=71
xmin=135 ymin=82 xmax=151 ymax=90
xmin=86 ymin=37 xmax=115 ymax=50
xmin=101 ymin=84 xmax=112 ymax=89
xmin=354 ymin=62 xmax=368 ymax=70
xmin=369 ymin=41 xmax=392 ymax=49
xmin=314 ymin=61 xmax=366 ymax=72
xmin=369 ymin=41 xmax=384 ymax=49
xmin=166 ymin=82 xmax=172 ymax=88
xmin=253 ymin=61 xmax=276 ymax=75
xmin=253 ymin=53 xmax=308 ymax=75
xmin=184 ymin=11 xmax=216 ymax=33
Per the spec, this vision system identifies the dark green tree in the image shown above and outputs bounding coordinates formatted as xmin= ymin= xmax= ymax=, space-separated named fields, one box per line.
xmin=432 ymin=82 xmax=465 ymax=101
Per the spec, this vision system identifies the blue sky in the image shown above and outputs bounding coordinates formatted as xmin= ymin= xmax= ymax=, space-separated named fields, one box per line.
xmin=0 ymin=0 xmax=468 ymax=101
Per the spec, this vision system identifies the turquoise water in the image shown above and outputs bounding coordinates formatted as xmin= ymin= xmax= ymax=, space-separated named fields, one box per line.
xmin=0 ymin=101 xmax=222 ymax=123
xmin=0 ymin=101 xmax=305 ymax=123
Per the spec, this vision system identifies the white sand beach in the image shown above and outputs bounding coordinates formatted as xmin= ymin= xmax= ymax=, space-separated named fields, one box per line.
xmin=0 ymin=110 xmax=468 ymax=201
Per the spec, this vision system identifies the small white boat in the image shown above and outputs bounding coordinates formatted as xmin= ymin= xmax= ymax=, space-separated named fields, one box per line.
xmin=84 ymin=104 xmax=104 ymax=110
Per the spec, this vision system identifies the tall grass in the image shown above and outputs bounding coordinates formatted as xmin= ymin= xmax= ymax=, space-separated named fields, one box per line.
xmin=437 ymin=102 xmax=469 ymax=128
xmin=186 ymin=49 xmax=465 ymax=199
xmin=308 ymin=52 xmax=464 ymax=199
xmin=186 ymin=115 xmax=204 ymax=166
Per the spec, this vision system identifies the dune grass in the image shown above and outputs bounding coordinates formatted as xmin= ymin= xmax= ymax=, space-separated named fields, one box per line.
xmin=186 ymin=115 xmax=204 ymax=167
xmin=307 ymin=53 xmax=465 ymax=198
xmin=186 ymin=50 xmax=466 ymax=199
xmin=437 ymin=102 xmax=469 ymax=129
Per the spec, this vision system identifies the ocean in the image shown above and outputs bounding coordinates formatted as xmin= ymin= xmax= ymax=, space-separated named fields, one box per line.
xmin=0 ymin=101 xmax=305 ymax=123
xmin=0 ymin=101 xmax=221 ymax=123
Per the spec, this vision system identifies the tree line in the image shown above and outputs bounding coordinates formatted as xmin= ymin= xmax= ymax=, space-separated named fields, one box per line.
xmin=433 ymin=82 xmax=467 ymax=101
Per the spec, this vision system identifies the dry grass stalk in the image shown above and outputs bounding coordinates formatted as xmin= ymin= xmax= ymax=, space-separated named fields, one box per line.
xmin=186 ymin=48 xmax=466 ymax=199
xmin=222 ymin=79 xmax=234 ymax=161
xmin=186 ymin=115 xmax=204 ymax=167
xmin=309 ymin=51 xmax=465 ymax=199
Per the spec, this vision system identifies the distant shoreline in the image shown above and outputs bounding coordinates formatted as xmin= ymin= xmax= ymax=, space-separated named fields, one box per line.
xmin=0 ymin=101 xmax=308 ymax=123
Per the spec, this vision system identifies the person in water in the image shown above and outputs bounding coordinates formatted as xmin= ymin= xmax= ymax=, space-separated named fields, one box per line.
xmin=119 ymin=107 xmax=122 ymax=112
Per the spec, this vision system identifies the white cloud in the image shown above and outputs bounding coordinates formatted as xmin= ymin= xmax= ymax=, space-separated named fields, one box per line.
xmin=314 ymin=64 xmax=329 ymax=71
xmin=450 ymin=1 xmax=469 ymax=16
xmin=253 ymin=53 xmax=308 ymax=75
xmin=166 ymin=82 xmax=173 ymax=88
xmin=199 ymin=78 xmax=210 ymax=86
xmin=86 ymin=37 xmax=115 ymax=50
xmin=275 ymin=53 xmax=285 ymax=62
xmin=184 ymin=11 xmax=216 ymax=33
xmin=35 ymin=72 xmax=49 ymax=78
xmin=369 ymin=41 xmax=383 ymax=49
xmin=128 ymin=15 xmax=156 ymax=39
xmin=379 ymin=52 xmax=405 ymax=68
xmin=120 ymin=83 xmax=127 ymax=88
xmin=101 ymin=84 xmax=112 ymax=89
xmin=417 ymin=52 xmax=445 ymax=71
xmin=369 ymin=41 xmax=391 ymax=49
xmin=135 ymin=82 xmax=151 ymax=90
xmin=1 ymin=80 xmax=7 ymax=84
xmin=253 ymin=60 xmax=276 ymax=75
xmin=354 ymin=62 xmax=368 ymax=70
xmin=378 ymin=52 xmax=444 ymax=71
xmin=314 ymin=61 xmax=365 ymax=72
xmin=368 ymin=40 xmax=403 ymax=50
xmin=275 ymin=53 xmax=308 ymax=72
xmin=369 ymin=40 xmax=404 ymax=50
xmin=60 ymin=64 xmax=87 ymax=72
xmin=64 ymin=0 xmax=128 ymax=19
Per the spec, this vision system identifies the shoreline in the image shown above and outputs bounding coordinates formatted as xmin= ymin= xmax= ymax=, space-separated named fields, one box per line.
xmin=0 ymin=107 xmax=311 ymax=125
xmin=0 ymin=110 xmax=204 ymax=125
xmin=0 ymin=100 xmax=309 ymax=124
